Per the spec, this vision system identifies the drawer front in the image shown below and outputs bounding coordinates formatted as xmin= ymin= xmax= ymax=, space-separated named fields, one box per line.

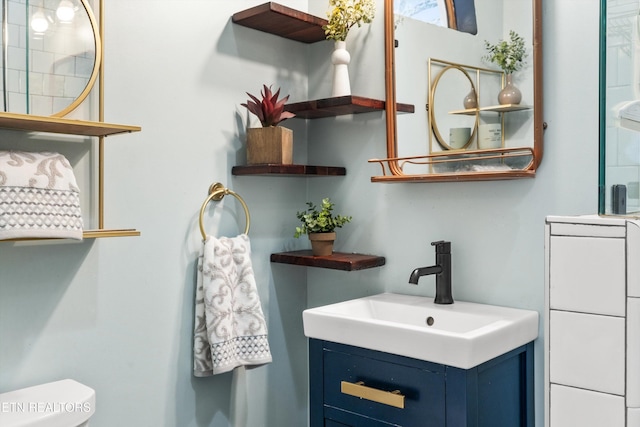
xmin=629 ymin=408 xmax=640 ymax=426
xmin=550 ymin=384 xmax=625 ymax=427
xmin=629 ymin=297 xmax=640 ymax=407
xmin=323 ymin=347 xmax=445 ymax=426
xmin=549 ymin=310 xmax=625 ymax=395
xmin=549 ymin=236 xmax=625 ymax=316
xmin=629 ymin=222 xmax=640 ymax=297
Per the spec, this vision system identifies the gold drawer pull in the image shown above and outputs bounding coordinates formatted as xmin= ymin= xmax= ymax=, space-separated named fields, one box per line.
xmin=340 ymin=380 xmax=405 ymax=409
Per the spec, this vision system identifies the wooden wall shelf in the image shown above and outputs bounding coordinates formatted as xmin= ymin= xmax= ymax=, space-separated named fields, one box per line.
xmin=286 ymin=96 xmax=414 ymax=119
xmin=232 ymin=2 xmax=328 ymax=43
xmin=0 ymin=112 xmax=141 ymax=137
xmin=271 ymin=250 xmax=386 ymax=271
xmin=232 ymin=164 xmax=346 ymax=176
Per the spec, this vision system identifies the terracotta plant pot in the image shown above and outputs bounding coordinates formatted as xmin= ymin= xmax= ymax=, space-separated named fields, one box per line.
xmin=308 ymin=232 xmax=336 ymax=256
xmin=246 ymin=126 xmax=293 ymax=165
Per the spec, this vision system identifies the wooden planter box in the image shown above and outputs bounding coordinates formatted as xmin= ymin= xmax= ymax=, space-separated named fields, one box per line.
xmin=246 ymin=126 xmax=293 ymax=165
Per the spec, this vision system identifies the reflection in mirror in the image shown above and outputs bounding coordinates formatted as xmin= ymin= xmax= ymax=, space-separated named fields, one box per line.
xmin=395 ymin=0 xmax=477 ymax=35
xmin=600 ymin=0 xmax=640 ymax=215
xmin=0 ymin=0 xmax=100 ymax=117
xmin=372 ymin=0 xmax=543 ymax=182
xmin=429 ymin=62 xmax=479 ymax=151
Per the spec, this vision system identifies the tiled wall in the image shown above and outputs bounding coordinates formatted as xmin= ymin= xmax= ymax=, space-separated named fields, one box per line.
xmin=606 ymin=0 xmax=640 ymax=212
xmin=2 ymin=0 xmax=95 ymax=116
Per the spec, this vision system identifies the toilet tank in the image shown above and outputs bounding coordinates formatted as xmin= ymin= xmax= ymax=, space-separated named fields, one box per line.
xmin=0 ymin=379 xmax=95 ymax=427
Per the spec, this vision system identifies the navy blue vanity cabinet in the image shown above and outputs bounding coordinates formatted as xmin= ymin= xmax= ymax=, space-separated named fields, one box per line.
xmin=309 ymin=339 xmax=534 ymax=427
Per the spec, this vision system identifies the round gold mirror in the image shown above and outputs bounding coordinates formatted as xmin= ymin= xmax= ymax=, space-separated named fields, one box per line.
xmin=430 ymin=65 xmax=478 ymax=151
xmin=1 ymin=0 xmax=101 ymax=117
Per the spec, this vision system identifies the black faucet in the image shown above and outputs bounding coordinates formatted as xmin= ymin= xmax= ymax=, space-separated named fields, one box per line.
xmin=408 ymin=240 xmax=454 ymax=304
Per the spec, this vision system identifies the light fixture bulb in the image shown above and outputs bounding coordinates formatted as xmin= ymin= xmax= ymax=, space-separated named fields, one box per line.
xmin=31 ymin=10 xmax=48 ymax=33
xmin=56 ymin=0 xmax=75 ymax=22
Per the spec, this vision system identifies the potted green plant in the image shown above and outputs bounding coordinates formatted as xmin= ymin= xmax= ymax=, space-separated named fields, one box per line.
xmin=483 ymin=30 xmax=527 ymax=105
xmin=294 ymin=198 xmax=352 ymax=256
xmin=241 ymin=85 xmax=296 ymax=165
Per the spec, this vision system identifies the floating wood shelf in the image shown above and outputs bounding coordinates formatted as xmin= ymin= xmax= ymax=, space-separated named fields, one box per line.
xmin=286 ymin=96 xmax=414 ymax=119
xmin=271 ymin=250 xmax=386 ymax=271
xmin=232 ymin=164 xmax=346 ymax=176
xmin=232 ymin=2 xmax=328 ymax=43
xmin=0 ymin=112 xmax=141 ymax=137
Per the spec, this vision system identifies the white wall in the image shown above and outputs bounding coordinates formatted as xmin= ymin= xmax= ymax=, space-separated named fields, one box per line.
xmin=0 ymin=1 xmax=599 ymax=426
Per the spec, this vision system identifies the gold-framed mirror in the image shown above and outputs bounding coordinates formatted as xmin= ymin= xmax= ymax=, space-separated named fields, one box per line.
xmin=0 ymin=0 xmax=101 ymax=117
xmin=371 ymin=0 xmax=544 ymax=182
xmin=429 ymin=62 xmax=478 ymax=151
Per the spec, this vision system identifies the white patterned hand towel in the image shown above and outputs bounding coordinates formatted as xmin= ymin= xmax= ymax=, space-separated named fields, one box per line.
xmin=0 ymin=151 xmax=83 ymax=240
xmin=193 ymin=234 xmax=272 ymax=376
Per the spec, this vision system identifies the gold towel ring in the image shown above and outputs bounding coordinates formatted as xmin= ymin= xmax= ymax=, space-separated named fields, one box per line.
xmin=198 ymin=183 xmax=250 ymax=240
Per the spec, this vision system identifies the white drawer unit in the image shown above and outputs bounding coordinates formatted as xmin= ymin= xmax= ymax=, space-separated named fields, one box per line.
xmin=545 ymin=216 xmax=640 ymax=427
xmin=549 ymin=310 xmax=625 ymax=395
xmin=548 ymin=235 xmax=626 ymax=316
xmin=550 ymin=384 xmax=625 ymax=427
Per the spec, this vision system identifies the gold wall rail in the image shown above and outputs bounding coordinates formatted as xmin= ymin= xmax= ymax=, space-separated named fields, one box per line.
xmin=369 ymin=147 xmax=536 ymax=182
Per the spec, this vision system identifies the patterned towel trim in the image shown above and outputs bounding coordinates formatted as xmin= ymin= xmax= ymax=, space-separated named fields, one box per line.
xmin=0 ymin=186 xmax=83 ymax=240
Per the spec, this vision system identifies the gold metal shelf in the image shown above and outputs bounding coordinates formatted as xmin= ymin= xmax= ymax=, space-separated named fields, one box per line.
xmin=3 ymin=229 xmax=141 ymax=242
xmin=0 ymin=113 xmax=142 ymax=241
xmin=449 ymin=104 xmax=532 ymax=116
xmin=0 ymin=2 xmax=142 ymax=243
xmin=82 ymin=229 xmax=141 ymax=239
xmin=0 ymin=112 xmax=141 ymax=137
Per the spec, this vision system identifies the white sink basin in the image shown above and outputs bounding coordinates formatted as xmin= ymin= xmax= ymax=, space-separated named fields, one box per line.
xmin=303 ymin=293 xmax=539 ymax=369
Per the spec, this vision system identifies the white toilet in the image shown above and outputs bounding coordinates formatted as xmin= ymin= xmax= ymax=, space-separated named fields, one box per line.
xmin=0 ymin=379 xmax=95 ymax=426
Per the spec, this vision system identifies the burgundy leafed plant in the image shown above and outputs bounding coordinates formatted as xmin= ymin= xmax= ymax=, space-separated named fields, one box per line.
xmin=241 ymin=85 xmax=295 ymax=127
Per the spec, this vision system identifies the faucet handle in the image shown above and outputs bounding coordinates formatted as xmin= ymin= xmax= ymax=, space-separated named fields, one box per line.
xmin=431 ymin=240 xmax=451 ymax=253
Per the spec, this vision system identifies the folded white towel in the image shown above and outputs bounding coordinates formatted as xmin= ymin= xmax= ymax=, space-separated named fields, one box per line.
xmin=193 ymin=234 xmax=272 ymax=376
xmin=0 ymin=151 xmax=83 ymax=240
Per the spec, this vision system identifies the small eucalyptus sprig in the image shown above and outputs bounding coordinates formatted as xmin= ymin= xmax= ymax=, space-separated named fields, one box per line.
xmin=483 ymin=30 xmax=527 ymax=74
xmin=294 ymin=198 xmax=352 ymax=237
xmin=323 ymin=0 xmax=376 ymax=42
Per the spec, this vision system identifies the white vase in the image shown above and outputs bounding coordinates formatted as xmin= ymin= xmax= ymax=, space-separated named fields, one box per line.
xmin=331 ymin=40 xmax=351 ymax=97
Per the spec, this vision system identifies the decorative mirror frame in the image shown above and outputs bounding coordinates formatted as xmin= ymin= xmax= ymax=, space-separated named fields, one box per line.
xmin=429 ymin=62 xmax=479 ymax=151
xmin=54 ymin=0 xmax=102 ymax=118
xmin=0 ymin=0 xmax=102 ymax=118
xmin=372 ymin=0 xmax=544 ymax=183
